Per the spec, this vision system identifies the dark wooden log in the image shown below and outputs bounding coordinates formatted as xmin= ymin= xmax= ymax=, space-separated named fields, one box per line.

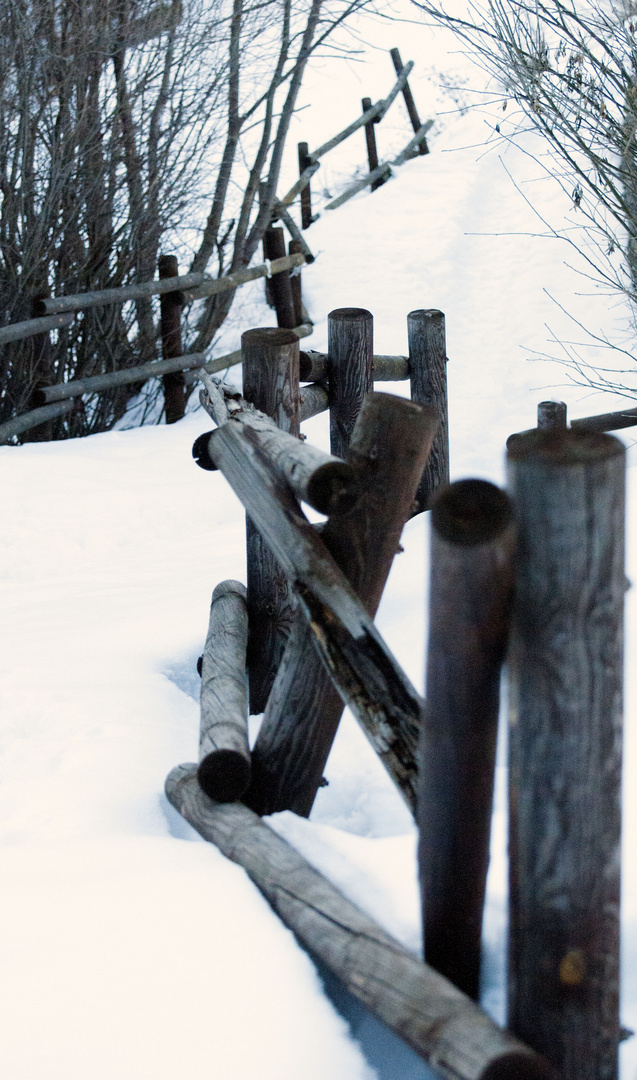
xmin=390 ymin=48 xmax=429 ymax=155
xmin=298 ymin=142 xmax=314 ymax=230
xmin=288 ymin=239 xmax=304 ymax=327
xmin=328 ymin=308 xmax=374 ymax=459
xmin=244 ymin=391 xmax=438 ymax=817
xmin=262 ymin=228 xmax=296 ymax=330
xmin=22 ymin=292 xmax=57 ymax=442
xmin=279 ymin=154 xmax=320 ymax=210
xmin=242 ymin=328 xmax=300 ymax=713
xmin=207 ymin=414 xmax=424 ymax=810
xmin=197 ymin=374 xmax=358 ymax=515
xmin=362 ymin=96 xmax=386 ymax=191
xmin=570 ymin=403 xmax=637 ymax=433
xmin=0 ymin=399 xmax=75 ymax=444
xmin=299 ymin=382 xmax=329 ymax=423
xmin=158 ymin=255 xmax=187 ymax=424
xmin=408 ymin=309 xmax=449 ymax=513
xmin=300 ymin=351 xmax=409 ymax=383
xmin=418 ymin=480 xmax=515 ymax=1002
xmin=506 ymin=427 xmax=625 ymax=1080
xmin=537 ymin=401 xmax=567 ymax=430
xmin=166 ymin=763 xmax=559 ymax=1080
xmin=198 ymin=580 xmax=251 ymax=802
xmin=273 ymin=204 xmax=315 ymax=264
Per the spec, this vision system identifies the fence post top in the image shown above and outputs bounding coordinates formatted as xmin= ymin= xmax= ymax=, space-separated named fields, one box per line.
xmin=506 ymin=426 xmax=625 ymax=464
xmin=241 ymin=327 xmax=299 ymax=346
xmin=328 ymin=307 xmax=373 ymax=322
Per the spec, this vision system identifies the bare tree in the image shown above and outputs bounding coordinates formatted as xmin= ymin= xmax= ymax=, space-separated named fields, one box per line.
xmin=414 ymin=0 xmax=637 ymax=395
xmin=0 ymin=0 xmax=370 ymax=439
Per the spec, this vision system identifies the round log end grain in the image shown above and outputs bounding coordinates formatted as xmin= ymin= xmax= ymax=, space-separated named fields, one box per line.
xmin=241 ymin=327 xmax=299 ymax=348
xmin=506 ymin=427 xmax=624 ymax=464
xmin=431 ymin=478 xmax=513 ymax=546
xmin=305 ymin=460 xmax=360 ymax=515
xmin=197 ymin=749 xmax=252 ymax=803
xmin=192 ymin=431 xmax=218 ymax=471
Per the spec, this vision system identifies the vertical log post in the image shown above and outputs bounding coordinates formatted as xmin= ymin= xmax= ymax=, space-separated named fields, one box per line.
xmin=328 ymin=307 xmax=374 ymax=459
xmin=408 ymin=309 xmax=449 ymax=512
xmin=23 ymin=291 xmax=56 ymax=442
xmin=537 ymin=400 xmax=567 ymax=431
xmin=298 ymin=141 xmax=314 ymax=230
xmin=362 ymin=96 xmax=385 ymax=191
xmin=262 ymin=227 xmax=296 ymax=329
xmin=506 ymin=427 xmax=625 ymax=1080
xmin=198 ymin=580 xmax=251 ymax=802
xmin=288 ymin=238 xmax=304 ymax=327
xmin=158 ymin=254 xmax=186 ymax=424
xmin=418 ymin=479 xmax=515 ymax=1001
xmin=390 ymin=48 xmax=429 ymax=155
xmin=242 ymin=327 xmax=300 ymax=714
xmin=244 ymin=391 xmax=438 ymax=817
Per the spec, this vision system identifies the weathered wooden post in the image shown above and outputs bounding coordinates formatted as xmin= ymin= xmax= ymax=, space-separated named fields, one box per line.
xmin=298 ymin=142 xmax=314 ymax=230
xmin=198 ymin=580 xmax=251 ymax=802
xmin=506 ymin=427 xmax=625 ymax=1080
xmin=242 ymin=327 xmax=300 ymax=713
xmin=418 ymin=479 xmax=515 ymax=1001
xmin=390 ymin=48 xmax=429 ymax=155
xmin=262 ymin=227 xmax=296 ymax=329
xmin=288 ymin=238 xmax=304 ymax=327
xmin=537 ymin=400 xmax=567 ymax=430
xmin=23 ymin=291 xmax=56 ymax=442
xmin=408 ymin=308 xmax=449 ymax=512
xmin=328 ymin=307 xmax=374 ymax=458
xmin=158 ymin=255 xmax=186 ymax=424
xmin=361 ymin=96 xmax=385 ymax=191
xmin=245 ymin=391 xmax=438 ymax=817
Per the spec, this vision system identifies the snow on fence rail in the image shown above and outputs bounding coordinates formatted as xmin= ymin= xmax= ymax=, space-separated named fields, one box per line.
xmin=168 ymin=307 xmax=628 ymax=1080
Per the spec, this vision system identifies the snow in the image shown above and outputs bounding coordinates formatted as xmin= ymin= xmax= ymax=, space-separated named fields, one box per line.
xmin=1 ymin=4 xmax=637 ymax=1077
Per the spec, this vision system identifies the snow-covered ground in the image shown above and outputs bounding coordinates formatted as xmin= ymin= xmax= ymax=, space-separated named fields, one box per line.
xmin=2 ymin=5 xmax=637 ymax=1077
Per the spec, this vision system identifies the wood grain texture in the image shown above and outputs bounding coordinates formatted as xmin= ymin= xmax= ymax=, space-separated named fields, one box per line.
xmin=207 ymin=417 xmax=424 ymax=810
xmin=262 ymin=228 xmax=296 ymax=329
xmin=299 ymin=382 xmax=328 ymax=423
xmin=166 ymin=764 xmax=559 ymax=1080
xmin=537 ymin=401 xmax=567 ymax=431
xmin=506 ymin=428 xmax=625 ymax=1080
xmin=328 ymin=308 xmax=374 ymax=459
xmin=244 ymin=392 xmax=438 ymax=817
xmin=299 ymin=352 xmax=409 ymax=383
xmin=408 ymin=309 xmax=449 ymax=513
xmin=419 ymin=480 xmax=515 ymax=1001
xmin=198 ymin=580 xmax=251 ymax=802
xmin=158 ymin=255 xmax=187 ymax=424
xmin=242 ymin=328 xmax=300 ymax=713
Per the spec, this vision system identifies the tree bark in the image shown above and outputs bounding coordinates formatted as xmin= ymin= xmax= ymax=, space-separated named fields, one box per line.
xmin=506 ymin=427 xmax=625 ymax=1080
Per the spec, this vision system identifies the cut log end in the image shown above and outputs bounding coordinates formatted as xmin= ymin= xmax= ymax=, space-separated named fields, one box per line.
xmin=242 ymin=327 xmax=299 ymax=347
xmin=431 ymin=479 xmax=513 ymax=546
xmin=197 ymin=750 xmax=252 ymax=803
xmin=192 ymin=431 xmax=218 ymax=471
xmin=305 ymin=460 xmax=360 ymax=515
xmin=506 ymin=427 xmax=624 ymax=464
xmin=479 ymin=1051 xmax=561 ymax=1080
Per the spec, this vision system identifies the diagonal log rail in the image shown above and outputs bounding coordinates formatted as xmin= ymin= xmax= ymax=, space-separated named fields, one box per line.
xmin=0 ymin=310 xmax=75 ymax=347
xmin=199 ymin=378 xmax=424 ymax=810
xmin=165 ymin=764 xmax=559 ymax=1080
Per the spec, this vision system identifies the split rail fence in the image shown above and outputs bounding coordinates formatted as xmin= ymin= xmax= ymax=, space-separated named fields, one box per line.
xmin=0 ymin=49 xmax=433 ymax=446
xmin=166 ymin=305 xmax=631 ymax=1080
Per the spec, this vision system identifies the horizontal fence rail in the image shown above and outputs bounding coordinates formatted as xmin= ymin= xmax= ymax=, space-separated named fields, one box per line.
xmin=0 ymin=311 xmax=75 ymax=346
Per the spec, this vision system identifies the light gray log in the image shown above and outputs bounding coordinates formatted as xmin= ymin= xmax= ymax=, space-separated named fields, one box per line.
xmin=506 ymin=427 xmax=625 ymax=1080
xmin=328 ymin=308 xmax=374 ymax=459
xmin=419 ymin=479 xmax=515 ymax=1001
xmin=325 ymin=163 xmax=393 ymax=211
xmin=0 ymin=399 xmax=75 ymax=444
xmin=206 ymin=417 xmax=423 ymax=810
xmin=299 ymin=382 xmax=329 ymax=423
xmin=40 ymin=351 xmax=208 ymax=403
xmin=198 ymin=580 xmax=251 ymax=802
xmin=308 ymin=62 xmax=415 ymax=162
xmin=537 ymin=401 xmax=567 ymax=430
xmin=278 ymin=160 xmax=321 ymax=207
xmin=165 ymin=763 xmax=559 ymax=1080
xmin=0 ymin=310 xmax=75 ymax=346
xmin=39 ymin=255 xmax=305 ymax=315
xmin=408 ymin=309 xmax=449 ymax=513
xmin=299 ymin=351 xmax=409 ymax=383
xmin=245 ymin=391 xmax=438 ymax=818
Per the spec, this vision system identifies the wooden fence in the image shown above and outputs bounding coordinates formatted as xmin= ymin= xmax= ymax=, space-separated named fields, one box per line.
xmin=165 ymin=308 xmax=633 ymax=1080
